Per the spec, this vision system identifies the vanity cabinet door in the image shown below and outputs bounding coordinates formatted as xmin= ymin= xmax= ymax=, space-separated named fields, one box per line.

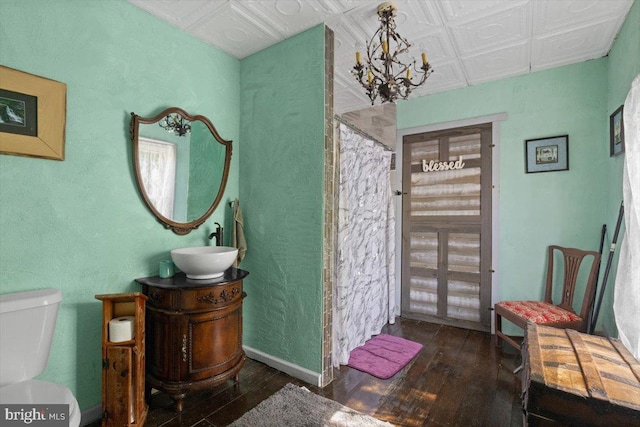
xmin=146 ymin=307 xmax=183 ymax=381
xmin=184 ymin=300 xmax=244 ymax=381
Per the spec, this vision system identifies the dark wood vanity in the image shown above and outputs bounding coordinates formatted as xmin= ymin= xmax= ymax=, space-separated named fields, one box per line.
xmin=136 ymin=268 xmax=248 ymax=411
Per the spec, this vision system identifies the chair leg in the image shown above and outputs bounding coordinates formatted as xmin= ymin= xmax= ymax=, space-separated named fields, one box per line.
xmin=495 ymin=310 xmax=522 ymax=350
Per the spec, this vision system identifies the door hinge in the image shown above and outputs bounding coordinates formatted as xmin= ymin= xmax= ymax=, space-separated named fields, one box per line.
xmin=102 ymin=358 xmax=109 ymax=369
xmin=103 ymin=410 xmax=108 ymax=420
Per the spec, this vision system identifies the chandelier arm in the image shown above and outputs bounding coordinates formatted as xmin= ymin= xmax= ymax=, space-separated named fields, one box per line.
xmin=406 ymin=68 xmax=433 ymax=89
xmin=353 ymin=64 xmax=378 ymax=104
xmin=368 ymin=61 xmax=385 ymax=77
xmin=365 ymin=41 xmax=385 ymax=77
xmin=391 ymin=62 xmax=412 ymax=81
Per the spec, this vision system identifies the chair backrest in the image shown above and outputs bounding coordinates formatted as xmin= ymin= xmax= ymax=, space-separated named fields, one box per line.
xmin=544 ymin=245 xmax=601 ymax=321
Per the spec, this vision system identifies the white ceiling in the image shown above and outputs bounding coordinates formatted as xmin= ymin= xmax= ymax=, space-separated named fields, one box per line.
xmin=128 ymin=0 xmax=635 ymax=114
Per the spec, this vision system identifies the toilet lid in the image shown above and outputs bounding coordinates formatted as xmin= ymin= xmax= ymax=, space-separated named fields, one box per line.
xmin=0 ymin=380 xmax=80 ymax=426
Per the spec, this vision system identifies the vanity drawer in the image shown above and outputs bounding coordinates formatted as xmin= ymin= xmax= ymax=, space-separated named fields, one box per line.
xmin=182 ymin=281 xmax=244 ymax=311
xmin=143 ymin=280 xmax=244 ymax=311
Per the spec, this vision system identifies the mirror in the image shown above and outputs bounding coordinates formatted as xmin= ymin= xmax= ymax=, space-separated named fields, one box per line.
xmin=130 ymin=107 xmax=232 ymax=235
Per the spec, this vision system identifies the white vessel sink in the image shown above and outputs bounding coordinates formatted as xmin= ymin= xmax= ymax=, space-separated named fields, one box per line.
xmin=170 ymin=246 xmax=238 ymax=279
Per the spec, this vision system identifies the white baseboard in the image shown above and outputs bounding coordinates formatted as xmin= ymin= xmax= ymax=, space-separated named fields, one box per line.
xmin=243 ymin=345 xmax=322 ymax=387
xmin=80 ymin=404 xmax=102 ymax=426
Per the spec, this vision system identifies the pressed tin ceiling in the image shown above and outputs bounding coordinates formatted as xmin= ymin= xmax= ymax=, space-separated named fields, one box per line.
xmin=127 ymin=0 xmax=635 ymax=114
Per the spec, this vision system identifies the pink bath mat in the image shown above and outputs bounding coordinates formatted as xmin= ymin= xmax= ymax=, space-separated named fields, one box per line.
xmin=347 ymin=334 xmax=423 ymax=379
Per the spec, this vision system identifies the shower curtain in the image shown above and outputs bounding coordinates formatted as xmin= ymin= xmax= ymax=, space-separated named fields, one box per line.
xmin=614 ymin=73 xmax=640 ymax=360
xmin=332 ymin=122 xmax=395 ymax=368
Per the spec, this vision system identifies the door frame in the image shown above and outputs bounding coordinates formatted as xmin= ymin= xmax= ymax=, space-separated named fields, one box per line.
xmin=395 ymin=113 xmax=507 ymax=333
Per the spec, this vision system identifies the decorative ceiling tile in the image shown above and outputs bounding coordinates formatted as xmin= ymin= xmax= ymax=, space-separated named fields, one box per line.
xmin=390 ymin=1 xmax=440 ymax=39
xmin=189 ymin=2 xmax=281 ymax=58
xmin=436 ymin=0 xmax=528 ymax=24
xmin=341 ymin=2 xmax=386 ymax=37
xmin=238 ymin=0 xmax=337 ymax=39
xmin=412 ymin=61 xmax=468 ymax=96
xmin=410 ymin=1 xmax=445 ymax=26
xmin=461 ymin=42 xmax=530 ymax=84
xmin=411 ymin=28 xmax=464 ymax=63
xmin=533 ymin=0 xmax=634 ymax=35
xmin=328 ymin=16 xmax=368 ymax=67
xmin=531 ymin=17 xmax=620 ymax=71
xmin=127 ymin=0 xmax=226 ymax=29
xmin=448 ymin=3 xmax=531 ymax=56
xmin=334 ymin=79 xmax=371 ymax=114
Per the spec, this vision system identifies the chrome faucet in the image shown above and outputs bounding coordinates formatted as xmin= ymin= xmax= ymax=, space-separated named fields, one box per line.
xmin=209 ymin=222 xmax=223 ymax=246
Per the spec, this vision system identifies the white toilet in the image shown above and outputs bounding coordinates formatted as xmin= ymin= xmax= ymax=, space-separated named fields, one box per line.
xmin=0 ymin=288 xmax=81 ymax=427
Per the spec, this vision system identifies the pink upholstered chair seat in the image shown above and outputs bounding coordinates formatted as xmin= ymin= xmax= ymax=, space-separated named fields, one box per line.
xmin=496 ymin=300 xmax=581 ymax=324
xmin=494 ymin=246 xmax=600 ymax=351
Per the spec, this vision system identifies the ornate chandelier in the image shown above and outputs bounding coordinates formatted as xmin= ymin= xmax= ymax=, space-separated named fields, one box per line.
xmin=159 ymin=113 xmax=191 ymax=136
xmin=352 ymin=2 xmax=433 ymax=105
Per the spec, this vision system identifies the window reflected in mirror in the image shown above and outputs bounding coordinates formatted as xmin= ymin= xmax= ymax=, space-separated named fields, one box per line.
xmin=138 ymin=137 xmax=177 ymax=220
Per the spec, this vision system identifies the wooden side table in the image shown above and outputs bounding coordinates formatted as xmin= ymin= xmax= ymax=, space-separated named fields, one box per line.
xmin=95 ymin=292 xmax=148 ymax=427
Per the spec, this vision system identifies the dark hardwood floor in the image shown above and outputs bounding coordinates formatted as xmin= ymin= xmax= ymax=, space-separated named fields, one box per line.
xmin=112 ymin=318 xmax=523 ymax=426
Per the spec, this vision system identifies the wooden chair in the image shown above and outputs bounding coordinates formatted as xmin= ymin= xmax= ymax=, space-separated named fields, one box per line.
xmin=494 ymin=245 xmax=601 ymax=350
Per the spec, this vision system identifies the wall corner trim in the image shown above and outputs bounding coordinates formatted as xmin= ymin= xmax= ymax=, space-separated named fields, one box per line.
xmin=243 ymin=345 xmax=323 ymax=387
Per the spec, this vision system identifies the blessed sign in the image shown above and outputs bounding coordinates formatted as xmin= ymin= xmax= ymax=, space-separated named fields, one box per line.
xmin=422 ymin=156 xmax=465 ymax=172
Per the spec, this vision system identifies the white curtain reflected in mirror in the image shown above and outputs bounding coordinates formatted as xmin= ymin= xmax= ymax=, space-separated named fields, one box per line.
xmin=139 ymin=137 xmax=177 ymax=220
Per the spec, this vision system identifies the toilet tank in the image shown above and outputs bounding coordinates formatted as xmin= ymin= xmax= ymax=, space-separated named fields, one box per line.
xmin=0 ymin=288 xmax=62 ymax=387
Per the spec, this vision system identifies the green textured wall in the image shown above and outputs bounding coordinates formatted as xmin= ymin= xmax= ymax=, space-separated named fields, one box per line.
xmin=601 ymin=0 xmax=640 ymax=335
xmin=0 ymin=0 xmax=240 ymax=410
xmin=398 ymin=61 xmax=609 ymax=330
xmin=239 ymin=25 xmax=325 ymax=373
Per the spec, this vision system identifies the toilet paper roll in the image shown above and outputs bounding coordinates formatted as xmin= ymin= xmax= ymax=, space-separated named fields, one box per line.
xmin=108 ymin=316 xmax=135 ymax=342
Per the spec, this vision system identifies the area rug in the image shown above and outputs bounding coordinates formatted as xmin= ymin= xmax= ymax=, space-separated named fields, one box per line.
xmin=229 ymin=383 xmax=393 ymax=426
xmin=347 ymin=334 xmax=423 ymax=379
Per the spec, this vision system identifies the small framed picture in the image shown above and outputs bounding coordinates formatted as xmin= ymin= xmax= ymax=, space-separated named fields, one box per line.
xmin=0 ymin=89 xmax=38 ymax=137
xmin=525 ymin=135 xmax=569 ymax=173
xmin=0 ymin=65 xmax=66 ymax=161
xmin=610 ymin=105 xmax=625 ymax=156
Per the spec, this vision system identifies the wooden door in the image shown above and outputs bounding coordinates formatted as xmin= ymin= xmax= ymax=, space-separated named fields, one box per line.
xmin=401 ymin=123 xmax=492 ymax=331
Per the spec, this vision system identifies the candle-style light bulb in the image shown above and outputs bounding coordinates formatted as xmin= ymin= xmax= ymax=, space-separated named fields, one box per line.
xmin=422 ymin=52 xmax=428 ymax=65
xmin=382 ymin=40 xmax=388 ymax=54
xmin=356 ymin=51 xmax=361 ymax=64
xmin=406 ymin=68 xmax=411 ymax=79
xmin=367 ymin=70 xmax=373 ymax=84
